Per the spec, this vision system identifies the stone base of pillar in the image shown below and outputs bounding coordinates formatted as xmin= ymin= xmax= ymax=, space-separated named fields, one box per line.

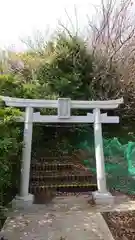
xmin=92 ymin=191 xmax=114 ymax=205
xmin=12 ymin=194 xmax=34 ymax=209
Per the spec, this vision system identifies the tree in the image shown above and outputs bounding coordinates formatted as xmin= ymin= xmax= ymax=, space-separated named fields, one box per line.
xmin=36 ymin=34 xmax=95 ymax=100
xmin=86 ymin=0 xmax=135 ymax=121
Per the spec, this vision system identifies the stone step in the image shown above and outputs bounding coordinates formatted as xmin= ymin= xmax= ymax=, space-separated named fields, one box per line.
xmin=30 ymin=174 xmax=94 ymax=183
xmin=40 ymin=156 xmax=71 ymax=161
xmin=29 ymin=182 xmax=97 ymax=194
xmin=30 ymin=157 xmax=96 ymax=194
xmin=31 ymin=163 xmax=75 ymax=171
xmin=30 ymin=169 xmax=92 ymax=176
xmin=32 ymin=156 xmax=72 ymax=163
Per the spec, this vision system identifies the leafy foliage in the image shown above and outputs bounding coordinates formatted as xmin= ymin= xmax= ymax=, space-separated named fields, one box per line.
xmin=0 ymin=104 xmax=22 ymax=205
xmin=36 ymin=35 xmax=94 ymax=100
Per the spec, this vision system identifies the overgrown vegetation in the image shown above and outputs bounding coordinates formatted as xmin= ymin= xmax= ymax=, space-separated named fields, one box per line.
xmin=0 ymin=104 xmax=22 ymax=204
xmin=0 ymin=0 xmax=135 ymax=215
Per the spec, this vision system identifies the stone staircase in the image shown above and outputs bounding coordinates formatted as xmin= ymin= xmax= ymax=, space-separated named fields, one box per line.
xmin=29 ymin=156 xmax=97 ymax=195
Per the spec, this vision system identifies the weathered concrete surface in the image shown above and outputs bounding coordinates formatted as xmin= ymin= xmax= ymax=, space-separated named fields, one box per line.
xmin=7 ymin=193 xmax=135 ymax=214
xmin=1 ymin=195 xmax=114 ymax=240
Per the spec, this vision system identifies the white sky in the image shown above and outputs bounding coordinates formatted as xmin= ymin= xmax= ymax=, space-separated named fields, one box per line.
xmin=0 ymin=0 xmax=101 ymax=51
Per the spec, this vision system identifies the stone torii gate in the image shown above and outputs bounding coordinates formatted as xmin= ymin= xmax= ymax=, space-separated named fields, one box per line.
xmin=1 ymin=96 xmax=123 ymax=205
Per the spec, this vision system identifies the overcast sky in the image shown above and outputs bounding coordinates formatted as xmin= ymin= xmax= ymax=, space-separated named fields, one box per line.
xmin=0 ymin=0 xmax=101 ymax=51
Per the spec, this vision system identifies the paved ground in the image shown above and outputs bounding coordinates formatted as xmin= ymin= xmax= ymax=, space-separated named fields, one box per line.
xmin=0 ymin=194 xmax=114 ymax=240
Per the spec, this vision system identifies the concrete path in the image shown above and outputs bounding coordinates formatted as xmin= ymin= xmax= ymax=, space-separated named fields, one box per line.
xmin=1 ymin=195 xmax=114 ymax=240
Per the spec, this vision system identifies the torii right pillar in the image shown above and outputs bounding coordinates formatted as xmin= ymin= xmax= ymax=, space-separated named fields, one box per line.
xmin=92 ymin=108 xmax=114 ymax=204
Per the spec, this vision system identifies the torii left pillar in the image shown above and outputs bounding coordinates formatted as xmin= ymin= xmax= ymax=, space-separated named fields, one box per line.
xmin=13 ymin=107 xmax=34 ymax=207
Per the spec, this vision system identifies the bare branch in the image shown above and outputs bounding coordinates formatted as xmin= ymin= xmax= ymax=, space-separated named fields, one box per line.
xmin=88 ymin=0 xmax=135 ymax=60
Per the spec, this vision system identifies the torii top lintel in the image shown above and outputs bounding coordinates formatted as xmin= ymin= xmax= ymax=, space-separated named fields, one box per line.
xmin=0 ymin=96 xmax=123 ymax=109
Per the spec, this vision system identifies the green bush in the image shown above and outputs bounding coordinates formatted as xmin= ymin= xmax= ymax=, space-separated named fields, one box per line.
xmin=0 ymin=105 xmax=22 ymax=205
xmin=37 ymin=35 xmax=94 ymax=100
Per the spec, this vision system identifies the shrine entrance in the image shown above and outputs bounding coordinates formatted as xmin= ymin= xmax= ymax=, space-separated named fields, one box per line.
xmin=1 ymin=96 xmax=123 ymax=204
